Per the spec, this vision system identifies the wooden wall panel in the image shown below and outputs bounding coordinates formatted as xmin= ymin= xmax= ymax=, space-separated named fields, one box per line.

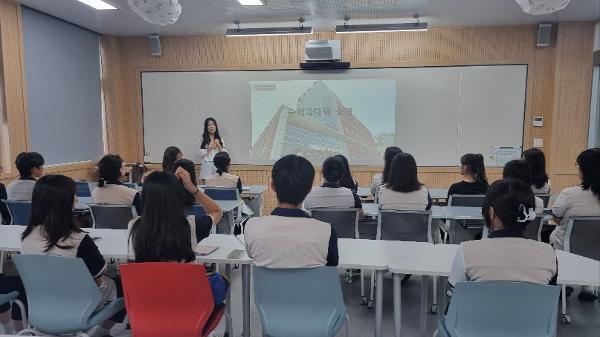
xmin=101 ymin=23 xmax=595 ymax=213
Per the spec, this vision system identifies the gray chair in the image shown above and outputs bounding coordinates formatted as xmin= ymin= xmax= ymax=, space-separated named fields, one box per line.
xmin=523 ymin=216 xmax=544 ymax=241
xmin=377 ymin=209 xmax=433 ymax=243
xmin=445 ymin=194 xmax=486 ymax=244
xmin=448 ymin=194 xmax=486 ymax=208
xmin=309 ymin=208 xmax=361 ymax=240
xmin=89 ymin=204 xmax=137 ymax=229
xmin=561 ymin=216 xmax=600 ymax=324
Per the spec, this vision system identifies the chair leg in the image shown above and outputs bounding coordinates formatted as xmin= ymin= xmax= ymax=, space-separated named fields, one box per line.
xmin=345 ymin=313 xmax=350 ymax=337
xmin=16 ymin=328 xmax=38 ymax=336
xmin=360 ymin=269 xmax=366 ymax=305
xmin=561 ymin=284 xmax=571 ymax=324
xmin=0 ymin=251 xmax=4 ymax=273
xmin=13 ymin=299 xmax=27 ymax=329
xmin=432 ymin=276 xmax=438 ymax=314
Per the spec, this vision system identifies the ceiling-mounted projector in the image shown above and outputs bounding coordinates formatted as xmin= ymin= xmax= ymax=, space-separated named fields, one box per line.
xmin=514 ymin=0 xmax=572 ymax=15
xmin=301 ymin=40 xmax=350 ymax=70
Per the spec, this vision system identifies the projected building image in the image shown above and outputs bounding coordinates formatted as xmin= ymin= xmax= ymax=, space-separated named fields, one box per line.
xmin=252 ymin=81 xmax=392 ymax=163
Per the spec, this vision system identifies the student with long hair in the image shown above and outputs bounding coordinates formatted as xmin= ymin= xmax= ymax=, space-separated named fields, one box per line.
xmin=522 ymin=148 xmax=551 ymax=194
xmin=449 ymin=178 xmax=557 ymax=288
xmin=198 ymin=117 xmax=226 ymax=180
xmin=171 ymin=159 xmax=199 ymax=206
xmin=20 ymin=175 xmax=125 ymax=337
xmin=205 ymin=152 xmax=243 ymax=194
xmin=162 ymin=146 xmax=183 ymax=173
xmin=334 ymin=154 xmax=358 ymax=193
xmin=128 ymin=170 xmax=227 ymax=307
xmin=378 ymin=153 xmax=432 ymax=210
xmin=370 ymin=146 xmax=403 ymax=196
xmin=6 ymin=152 xmax=45 ymax=200
xmin=304 ymin=156 xmax=362 ymax=210
xmin=447 ymin=153 xmax=489 ymax=197
xmin=551 ymin=148 xmax=600 ymax=301
xmin=92 ymin=154 xmax=142 ymax=213
xmin=502 ymin=160 xmax=544 ymax=213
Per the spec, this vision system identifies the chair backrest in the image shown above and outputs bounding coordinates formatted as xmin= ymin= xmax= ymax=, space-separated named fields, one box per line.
xmin=185 ymin=204 xmax=207 ymax=217
xmin=564 ymin=216 xmax=600 ymax=261
xmin=2 ymin=199 xmax=31 ymax=226
xmin=120 ymin=263 xmax=215 ymax=337
xmin=75 ymin=181 xmax=92 ymax=197
xmin=122 ymin=182 xmax=138 ymax=190
xmin=253 ymin=267 xmax=346 ymax=337
xmin=448 ymin=194 xmax=485 ymax=207
xmin=203 ymin=187 xmax=239 ymax=201
xmin=522 ymin=216 xmax=544 ymax=241
xmin=445 ymin=281 xmax=559 ymax=337
xmin=377 ymin=210 xmax=433 ymax=242
xmin=12 ymin=255 xmax=102 ymax=334
xmin=309 ymin=208 xmax=360 ymax=239
xmin=89 ymin=204 xmax=137 ymax=229
xmin=535 ymin=194 xmax=551 ymax=208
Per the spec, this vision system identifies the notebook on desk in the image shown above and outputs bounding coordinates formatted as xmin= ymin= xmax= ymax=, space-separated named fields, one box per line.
xmin=195 ymin=244 xmax=219 ymax=256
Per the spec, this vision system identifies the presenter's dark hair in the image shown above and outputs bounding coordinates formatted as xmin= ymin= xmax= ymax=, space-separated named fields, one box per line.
xmin=334 ymin=154 xmax=357 ymax=192
xmin=172 ymin=159 xmax=198 ymax=206
xmin=130 ymin=171 xmax=195 ymax=263
xmin=21 ymin=175 xmax=81 ymax=251
xmin=322 ymin=156 xmax=344 ymax=183
xmin=577 ymin=148 xmax=600 ymax=203
xmin=98 ymin=154 xmax=124 ymax=187
xmin=387 ymin=153 xmax=422 ymax=193
xmin=162 ymin=146 xmax=182 ymax=172
xmin=214 ymin=152 xmax=231 ymax=175
xmin=272 ymin=155 xmax=315 ymax=205
xmin=522 ymin=148 xmax=549 ymax=190
xmin=15 ymin=152 xmax=44 ymax=177
xmin=482 ymin=178 xmax=535 ymax=231
xmin=460 ymin=153 xmax=488 ymax=187
xmin=503 ymin=160 xmax=532 ymax=186
xmin=382 ymin=147 xmax=403 ymax=186
xmin=201 ymin=117 xmax=223 ymax=149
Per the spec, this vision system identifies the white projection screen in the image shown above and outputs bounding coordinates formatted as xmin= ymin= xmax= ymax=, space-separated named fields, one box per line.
xmin=141 ymin=65 xmax=527 ymax=166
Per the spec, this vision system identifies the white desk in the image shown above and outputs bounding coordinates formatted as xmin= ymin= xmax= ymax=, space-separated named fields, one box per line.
xmin=429 ymin=189 xmax=449 ymax=200
xmin=240 ymin=185 xmax=267 ymax=216
xmin=556 ymin=250 xmax=600 ymax=287
xmin=357 ymin=187 xmax=372 ymax=199
xmin=362 ymin=204 xmax=482 ymax=221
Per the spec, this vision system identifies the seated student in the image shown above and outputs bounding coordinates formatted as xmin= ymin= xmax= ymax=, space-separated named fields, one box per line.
xmin=92 ymin=154 xmax=142 ymax=214
xmin=551 ymin=148 xmax=600 ymax=301
xmin=6 ymin=152 xmax=44 ymax=200
xmin=171 ymin=159 xmax=201 ymax=207
xmin=370 ymin=146 xmax=403 ymax=196
xmin=162 ymin=146 xmax=183 ymax=172
xmin=128 ymin=170 xmax=223 ymax=252
xmin=245 ymin=155 xmax=339 ymax=268
xmin=205 ymin=152 xmax=243 ymax=194
xmin=447 ymin=153 xmax=489 ymax=198
xmin=334 ymin=154 xmax=358 ymax=193
xmin=522 ymin=148 xmax=551 ymax=194
xmin=304 ymin=156 xmax=362 ymax=210
xmin=503 ymin=160 xmax=544 ymax=213
xmin=378 ymin=153 xmax=432 ymax=211
xmin=449 ymin=178 xmax=557 ymax=288
xmin=20 ymin=175 xmax=125 ymax=337
xmin=128 ymin=170 xmax=227 ymax=308
xmin=0 ymin=183 xmax=10 ymax=225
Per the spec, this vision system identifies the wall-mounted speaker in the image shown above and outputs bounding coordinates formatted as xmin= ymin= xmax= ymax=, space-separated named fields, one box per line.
xmin=536 ymin=23 xmax=552 ymax=47
xmin=148 ymin=34 xmax=161 ymax=56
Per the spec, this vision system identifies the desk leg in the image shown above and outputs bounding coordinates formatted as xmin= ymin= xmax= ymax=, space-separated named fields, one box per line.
xmin=420 ymin=275 xmax=428 ymax=337
xmin=242 ymin=264 xmax=251 ymax=337
xmin=225 ymin=264 xmax=232 ymax=336
xmin=375 ymin=270 xmax=384 ymax=337
xmin=393 ymin=273 xmax=402 ymax=337
xmin=229 ymin=210 xmax=235 ymax=234
xmin=0 ymin=251 xmax=4 ymax=273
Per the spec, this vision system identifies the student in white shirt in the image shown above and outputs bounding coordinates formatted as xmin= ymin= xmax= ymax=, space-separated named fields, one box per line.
xmin=378 ymin=153 xmax=432 ymax=211
xmin=551 ymin=148 xmax=600 ymax=301
xmin=245 ymin=155 xmax=338 ymax=268
xmin=370 ymin=146 xmax=402 ymax=197
xmin=502 ymin=160 xmax=544 ymax=213
xmin=198 ymin=117 xmax=226 ymax=180
xmin=304 ymin=156 xmax=362 ymax=210
xmin=205 ymin=152 xmax=243 ymax=194
xmin=522 ymin=148 xmax=551 ymax=194
xmin=92 ymin=154 xmax=142 ymax=214
xmin=449 ymin=178 xmax=557 ymax=289
xmin=6 ymin=152 xmax=44 ymax=200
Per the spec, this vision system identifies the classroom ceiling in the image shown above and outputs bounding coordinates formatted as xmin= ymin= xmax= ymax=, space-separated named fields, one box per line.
xmin=19 ymin=0 xmax=600 ymax=36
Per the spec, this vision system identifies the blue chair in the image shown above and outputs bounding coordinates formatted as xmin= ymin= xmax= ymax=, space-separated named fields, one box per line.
xmin=438 ymin=281 xmax=560 ymax=337
xmin=75 ymin=181 xmax=92 ymax=198
xmin=0 ymin=291 xmax=27 ymax=328
xmin=12 ymin=255 xmax=124 ymax=336
xmin=2 ymin=200 xmax=31 ymax=226
xmin=122 ymin=182 xmax=138 ymax=190
xmin=186 ymin=204 xmax=207 ymax=217
xmin=203 ymin=187 xmax=239 ymax=201
xmin=253 ymin=266 xmax=348 ymax=337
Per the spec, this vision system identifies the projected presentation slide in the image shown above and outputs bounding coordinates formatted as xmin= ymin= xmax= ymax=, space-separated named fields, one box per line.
xmin=250 ymin=79 xmax=396 ymax=164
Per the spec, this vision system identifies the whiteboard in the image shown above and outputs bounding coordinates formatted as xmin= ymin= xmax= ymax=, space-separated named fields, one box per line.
xmin=141 ymin=65 xmax=527 ymax=166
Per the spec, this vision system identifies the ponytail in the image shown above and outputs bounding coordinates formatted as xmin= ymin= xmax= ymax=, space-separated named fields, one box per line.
xmin=213 ymin=152 xmax=231 ymax=177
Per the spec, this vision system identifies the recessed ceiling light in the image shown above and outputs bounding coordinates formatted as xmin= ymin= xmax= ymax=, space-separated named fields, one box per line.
xmin=76 ymin=0 xmax=117 ymax=10
xmin=237 ymin=0 xmax=265 ymax=6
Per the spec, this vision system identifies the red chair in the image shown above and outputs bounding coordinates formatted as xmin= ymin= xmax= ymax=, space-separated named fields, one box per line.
xmin=121 ymin=262 xmax=229 ymax=337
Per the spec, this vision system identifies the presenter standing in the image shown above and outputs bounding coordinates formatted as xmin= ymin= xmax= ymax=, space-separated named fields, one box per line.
xmin=199 ymin=117 xmax=226 ymax=181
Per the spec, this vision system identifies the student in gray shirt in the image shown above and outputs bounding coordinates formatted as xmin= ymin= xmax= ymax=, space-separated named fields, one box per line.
xmin=6 ymin=152 xmax=44 ymax=200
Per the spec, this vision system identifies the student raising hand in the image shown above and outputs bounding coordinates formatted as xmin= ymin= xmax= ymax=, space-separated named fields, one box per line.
xmin=175 ymin=166 xmax=197 ymax=193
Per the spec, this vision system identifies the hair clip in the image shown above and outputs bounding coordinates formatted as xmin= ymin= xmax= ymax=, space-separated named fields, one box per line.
xmin=517 ymin=204 xmax=536 ymax=223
